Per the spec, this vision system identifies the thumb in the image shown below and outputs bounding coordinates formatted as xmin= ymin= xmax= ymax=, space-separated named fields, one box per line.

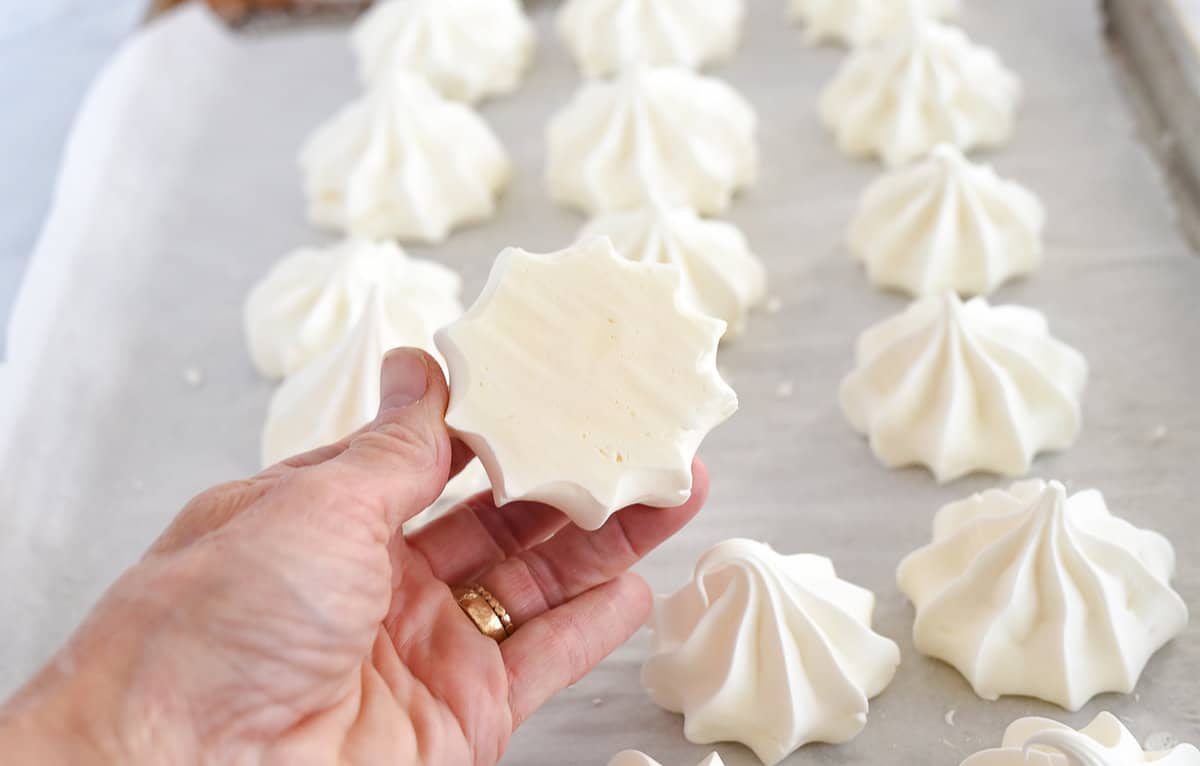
xmin=325 ymin=347 xmax=453 ymax=531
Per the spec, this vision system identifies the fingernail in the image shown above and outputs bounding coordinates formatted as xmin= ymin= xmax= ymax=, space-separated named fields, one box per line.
xmin=379 ymin=348 xmax=429 ymax=410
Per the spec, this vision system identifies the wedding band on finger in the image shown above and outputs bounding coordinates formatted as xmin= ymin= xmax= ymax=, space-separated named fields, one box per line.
xmin=452 ymin=584 xmax=515 ymax=642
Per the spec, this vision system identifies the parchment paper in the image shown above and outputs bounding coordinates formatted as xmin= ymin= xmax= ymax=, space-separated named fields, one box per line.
xmin=2 ymin=2 xmax=1198 ymax=763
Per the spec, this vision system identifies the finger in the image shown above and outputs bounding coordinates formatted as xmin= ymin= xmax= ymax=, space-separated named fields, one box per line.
xmin=502 ymin=572 xmax=651 ymax=729
xmin=479 ymin=460 xmax=707 ymax=627
xmin=405 ymin=494 xmax=570 ymax=584
xmin=309 ymin=347 xmax=453 ymax=533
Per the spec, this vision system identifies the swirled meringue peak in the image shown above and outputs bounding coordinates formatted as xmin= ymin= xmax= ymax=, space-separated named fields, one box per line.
xmin=899 ymin=480 xmax=1188 ymax=711
xmin=642 ymin=538 xmax=900 ymax=766
xmin=558 ymin=0 xmax=744 ymax=77
xmin=789 ymin=0 xmax=959 ymax=47
xmin=839 ymin=293 xmax=1087 ymax=482
xmin=820 ymin=19 xmax=1021 ymax=166
xmin=436 ymin=238 xmax=737 ymax=530
xmin=576 ymin=204 xmax=766 ymax=338
xmin=849 ymin=143 xmax=1046 ymax=297
xmin=244 ymin=238 xmax=462 ymax=380
xmin=351 ymin=0 xmax=534 ymax=103
xmin=609 ymin=751 xmax=725 ymax=766
xmin=959 ymin=712 xmax=1200 ymax=766
xmin=547 ymin=66 xmax=757 ymax=215
xmin=262 ymin=289 xmax=406 ymax=466
xmin=300 ymin=71 xmax=510 ymax=243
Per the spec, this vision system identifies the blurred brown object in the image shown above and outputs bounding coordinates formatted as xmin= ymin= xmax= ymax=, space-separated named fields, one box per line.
xmin=151 ymin=0 xmax=372 ymax=23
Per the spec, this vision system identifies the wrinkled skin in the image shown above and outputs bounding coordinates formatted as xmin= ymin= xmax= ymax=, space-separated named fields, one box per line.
xmin=0 ymin=349 xmax=707 ymax=765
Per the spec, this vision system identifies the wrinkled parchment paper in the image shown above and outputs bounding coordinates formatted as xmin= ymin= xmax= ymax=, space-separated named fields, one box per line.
xmin=2 ymin=2 xmax=1198 ymax=763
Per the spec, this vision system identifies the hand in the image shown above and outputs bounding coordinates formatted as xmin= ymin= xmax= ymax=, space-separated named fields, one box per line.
xmin=0 ymin=348 xmax=708 ymax=765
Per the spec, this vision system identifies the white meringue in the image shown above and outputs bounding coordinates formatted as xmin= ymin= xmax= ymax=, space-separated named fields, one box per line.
xmin=839 ymin=293 xmax=1088 ymax=482
xmin=300 ymin=71 xmax=510 ymax=243
xmin=244 ymin=238 xmax=462 ymax=380
xmin=557 ymin=0 xmax=744 ymax=77
xmin=576 ymin=204 xmax=766 ymax=338
xmin=643 ymin=538 xmax=900 ymax=766
xmin=898 ymin=479 xmax=1188 ymax=711
xmin=609 ymin=752 xmax=725 ymax=766
xmin=546 ymin=66 xmax=757 ymax=215
xmin=436 ymin=238 xmax=736 ymax=531
xmin=849 ymin=144 xmax=1044 ymax=297
xmin=959 ymin=712 xmax=1200 ymax=765
xmin=261 ymin=289 xmax=397 ymax=466
xmin=789 ymin=0 xmax=959 ymax=47
xmin=820 ymin=19 xmax=1021 ymax=166
xmin=351 ymin=0 xmax=534 ymax=103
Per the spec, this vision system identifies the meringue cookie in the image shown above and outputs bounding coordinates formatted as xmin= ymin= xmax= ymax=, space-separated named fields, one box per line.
xmin=789 ymin=0 xmax=959 ymax=47
xmin=558 ymin=0 xmax=744 ymax=77
xmin=820 ymin=19 xmax=1021 ymax=166
xmin=609 ymin=752 xmax=725 ymax=766
xmin=261 ymin=289 xmax=398 ymax=466
xmin=643 ymin=538 xmax=900 ymax=766
xmin=959 ymin=712 xmax=1200 ymax=765
xmin=351 ymin=0 xmax=534 ymax=103
xmin=839 ymin=293 xmax=1087 ymax=482
xmin=436 ymin=238 xmax=737 ymax=530
xmin=898 ymin=479 xmax=1188 ymax=710
xmin=547 ymin=66 xmax=757 ymax=215
xmin=576 ymin=204 xmax=766 ymax=338
xmin=849 ymin=143 xmax=1046 ymax=297
xmin=244 ymin=238 xmax=462 ymax=380
xmin=300 ymin=71 xmax=510 ymax=243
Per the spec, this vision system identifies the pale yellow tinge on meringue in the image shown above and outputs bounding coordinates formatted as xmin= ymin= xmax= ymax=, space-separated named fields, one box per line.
xmin=849 ymin=143 xmax=1045 ymax=297
xmin=300 ymin=71 xmax=510 ymax=243
xmin=576 ymin=203 xmax=767 ymax=338
xmin=789 ymin=0 xmax=959 ymax=47
xmin=820 ymin=19 xmax=1021 ymax=166
xmin=546 ymin=66 xmax=757 ymax=215
xmin=351 ymin=0 xmax=534 ymax=103
xmin=436 ymin=238 xmax=737 ymax=530
xmin=558 ymin=0 xmax=744 ymax=77
xmin=840 ymin=293 xmax=1087 ymax=482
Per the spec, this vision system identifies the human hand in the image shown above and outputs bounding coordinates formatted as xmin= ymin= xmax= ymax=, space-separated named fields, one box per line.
xmin=0 ymin=348 xmax=708 ymax=765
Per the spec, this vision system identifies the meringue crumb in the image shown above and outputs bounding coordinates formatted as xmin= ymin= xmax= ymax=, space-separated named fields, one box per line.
xmin=776 ymin=381 xmax=795 ymax=398
xmin=183 ymin=367 xmax=205 ymax=388
xmin=1145 ymin=732 xmax=1178 ymax=751
xmin=944 ymin=709 xmax=956 ymax=727
xmin=765 ymin=296 xmax=783 ymax=314
xmin=591 ymin=698 xmax=603 ymax=707
xmin=1150 ymin=424 xmax=1168 ymax=443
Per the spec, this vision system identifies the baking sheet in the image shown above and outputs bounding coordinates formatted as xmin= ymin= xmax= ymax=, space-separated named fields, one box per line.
xmin=2 ymin=2 xmax=1199 ymax=763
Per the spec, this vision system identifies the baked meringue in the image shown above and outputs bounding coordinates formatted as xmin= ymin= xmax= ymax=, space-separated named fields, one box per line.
xmin=849 ymin=143 xmax=1045 ymax=297
xmin=300 ymin=71 xmax=510 ymax=243
xmin=436 ymin=238 xmax=737 ymax=531
xmin=557 ymin=0 xmax=744 ymax=77
xmin=351 ymin=0 xmax=534 ymax=103
xmin=546 ymin=66 xmax=757 ymax=215
xmin=609 ymin=752 xmax=724 ymax=766
xmin=820 ymin=19 xmax=1021 ymax=166
xmin=244 ymin=238 xmax=462 ymax=380
xmin=898 ymin=479 xmax=1188 ymax=711
xmin=262 ymin=289 xmax=399 ymax=466
xmin=643 ymin=538 xmax=900 ymax=766
xmin=839 ymin=293 xmax=1088 ymax=482
xmin=789 ymin=0 xmax=959 ymax=47
xmin=959 ymin=712 xmax=1200 ymax=765
xmin=576 ymin=204 xmax=766 ymax=338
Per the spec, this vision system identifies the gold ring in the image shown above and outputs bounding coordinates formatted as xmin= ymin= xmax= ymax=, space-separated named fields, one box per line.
xmin=452 ymin=584 xmax=515 ymax=642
